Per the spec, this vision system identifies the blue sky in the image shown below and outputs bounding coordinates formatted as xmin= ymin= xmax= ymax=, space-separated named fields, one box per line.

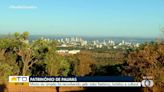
xmin=0 ymin=0 xmax=164 ymax=37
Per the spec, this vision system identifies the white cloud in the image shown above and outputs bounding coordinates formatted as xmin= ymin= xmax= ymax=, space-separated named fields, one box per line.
xmin=9 ymin=5 xmax=38 ymax=10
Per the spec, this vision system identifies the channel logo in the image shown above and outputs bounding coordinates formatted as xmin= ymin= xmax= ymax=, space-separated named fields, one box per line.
xmin=9 ymin=76 xmax=29 ymax=83
xmin=141 ymin=79 xmax=154 ymax=87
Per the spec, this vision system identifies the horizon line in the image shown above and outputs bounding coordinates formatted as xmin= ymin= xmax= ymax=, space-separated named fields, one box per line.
xmin=0 ymin=33 xmax=158 ymax=39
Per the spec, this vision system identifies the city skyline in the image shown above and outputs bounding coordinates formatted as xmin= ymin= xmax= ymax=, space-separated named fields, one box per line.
xmin=0 ymin=0 xmax=164 ymax=38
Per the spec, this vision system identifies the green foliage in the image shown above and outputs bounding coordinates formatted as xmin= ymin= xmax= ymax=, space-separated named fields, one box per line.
xmin=0 ymin=38 xmax=19 ymax=51
xmin=0 ymin=63 xmax=13 ymax=80
xmin=0 ymin=54 xmax=19 ymax=80
xmin=0 ymin=32 xmax=69 ymax=79
xmin=13 ymin=31 xmax=29 ymax=40
xmin=22 ymin=31 xmax=29 ymax=40
xmin=1 ymin=31 xmax=163 ymax=92
xmin=57 ymin=56 xmax=70 ymax=76
xmin=45 ymin=51 xmax=70 ymax=76
xmin=30 ymin=38 xmax=70 ymax=76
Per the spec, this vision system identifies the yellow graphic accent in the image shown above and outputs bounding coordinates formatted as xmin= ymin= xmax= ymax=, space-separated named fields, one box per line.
xmin=9 ymin=83 xmax=29 ymax=86
xmin=11 ymin=77 xmax=17 ymax=81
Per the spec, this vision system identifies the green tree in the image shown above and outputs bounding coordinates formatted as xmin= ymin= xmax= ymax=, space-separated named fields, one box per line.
xmin=21 ymin=31 xmax=29 ymax=40
xmin=46 ymin=53 xmax=70 ymax=76
xmin=0 ymin=45 xmax=19 ymax=81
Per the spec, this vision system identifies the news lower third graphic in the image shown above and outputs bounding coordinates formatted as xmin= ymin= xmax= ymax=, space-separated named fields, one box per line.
xmin=9 ymin=76 xmax=154 ymax=87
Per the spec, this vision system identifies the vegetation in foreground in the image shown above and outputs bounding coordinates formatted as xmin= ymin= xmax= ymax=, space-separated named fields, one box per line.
xmin=0 ymin=32 xmax=163 ymax=92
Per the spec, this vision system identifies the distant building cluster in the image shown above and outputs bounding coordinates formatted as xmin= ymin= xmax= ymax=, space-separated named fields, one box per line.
xmin=57 ymin=37 xmax=140 ymax=50
xmin=31 ymin=37 xmax=141 ymax=55
xmin=57 ymin=37 xmax=87 ymax=47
